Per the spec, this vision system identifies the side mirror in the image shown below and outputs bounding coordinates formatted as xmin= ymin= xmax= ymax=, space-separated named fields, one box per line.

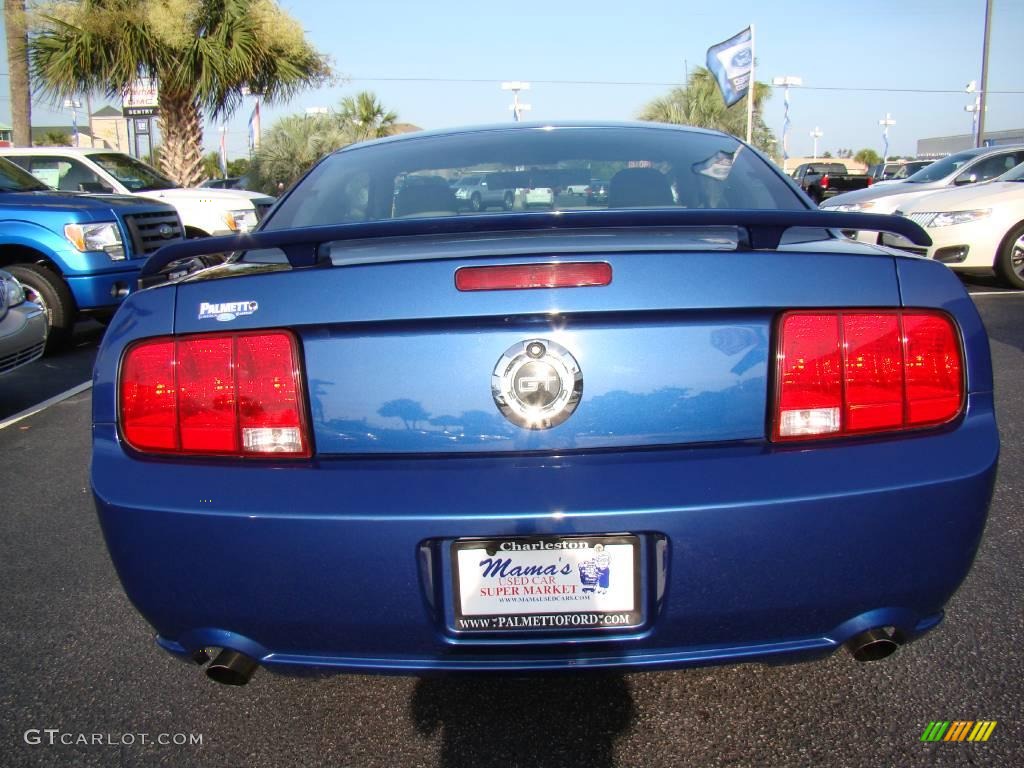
xmin=953 ymin=173 xmax=978 ymax=186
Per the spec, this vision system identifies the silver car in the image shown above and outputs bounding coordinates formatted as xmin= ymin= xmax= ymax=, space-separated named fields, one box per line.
xmin=0 ymin=270 xmax=47 ymax=376
xmin=822 ymin=144 xmax=1024 ymax=242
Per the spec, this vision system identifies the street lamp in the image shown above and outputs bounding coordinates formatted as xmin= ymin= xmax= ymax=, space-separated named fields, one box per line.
xmin=809 ymin=126 xmax=823 ymax=160
xmin=772 ymin=75 xmax=803 ymax=168
xmin=879 ymin=113 xmax=896 ymax=162
xmin=964 ymin=81 xmax=986 ymax=145
xmin=63 ymin=98 xmax=83 ymax=147
xmin=501 ymin=81 xmax=531 ymax=122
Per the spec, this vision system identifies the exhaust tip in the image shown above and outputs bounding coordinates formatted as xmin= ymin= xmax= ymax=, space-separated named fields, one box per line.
xmin=206 ymin=649 xmax=259 ymax=685
xmin=845 ymin=628 xmax=900 ymax=662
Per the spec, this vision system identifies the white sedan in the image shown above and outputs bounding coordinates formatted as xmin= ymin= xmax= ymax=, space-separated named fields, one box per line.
xmin=881 ymin=163 xmax=1024 ymax=288
xmin=523 ymin=186 xmax=555 ymax=207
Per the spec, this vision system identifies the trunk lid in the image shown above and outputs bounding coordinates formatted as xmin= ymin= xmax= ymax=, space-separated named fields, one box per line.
xmin=172 ymin=231 xmax=901 ymax=455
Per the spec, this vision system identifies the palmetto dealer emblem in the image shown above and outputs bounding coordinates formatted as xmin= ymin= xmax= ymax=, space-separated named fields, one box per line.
xmin=492 ymin=339 xmax=582 ymax=430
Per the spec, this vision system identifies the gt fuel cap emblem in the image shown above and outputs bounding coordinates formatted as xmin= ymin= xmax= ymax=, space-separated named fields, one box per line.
xmin=492 ymin=339 xmax=583 ymax=430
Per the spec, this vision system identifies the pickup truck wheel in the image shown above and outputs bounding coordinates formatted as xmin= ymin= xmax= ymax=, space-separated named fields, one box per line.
xmin=503 ymin=192 xmax=514 ymax=210
xmin=7 ymin=263 xmax=76 ymax=350
xmin=996 ymin=223 xmax=1024 ymax=289
xmin=470 ymin=193 xmax=483 ymax=212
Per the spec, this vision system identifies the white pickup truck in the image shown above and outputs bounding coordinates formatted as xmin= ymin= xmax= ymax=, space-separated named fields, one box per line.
xmin=0 ymin=148 xmax=275 ymax=238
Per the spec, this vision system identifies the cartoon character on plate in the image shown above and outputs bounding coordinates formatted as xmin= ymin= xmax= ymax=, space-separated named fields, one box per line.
xmin=578 ymin=544 xmax=611 ymax=595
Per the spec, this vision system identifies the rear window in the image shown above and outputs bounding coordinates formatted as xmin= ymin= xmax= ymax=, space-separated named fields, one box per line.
xmin=263 ymin=126 xmax=806 ymax=230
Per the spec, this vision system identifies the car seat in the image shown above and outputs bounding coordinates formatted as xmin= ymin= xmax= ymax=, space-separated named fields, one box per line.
xmin=607 ymin=168 xmax=674 ymax=208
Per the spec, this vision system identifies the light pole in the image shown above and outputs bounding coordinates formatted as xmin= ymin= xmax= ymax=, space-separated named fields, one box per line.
xmin=809 ymin=126 xmax=823 ymax=160
xmin=772 ymin=75 xmax=803 ymax=171
xmin=977 ymin=0 xmax=993 ymax=146
xmin=965 ymin=81 xmax=982 ymax=145
xmin=501 ymin=81 xmax=531 ymax=122
xmin=879 ymin=113 xmax=896 ymax=162
xmin=63 ymin=98 xmax=82 ymax=147
xmin=218 ymin=125 xmax=228 ymax=177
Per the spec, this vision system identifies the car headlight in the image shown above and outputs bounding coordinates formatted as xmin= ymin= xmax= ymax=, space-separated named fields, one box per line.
xmin=927 ymin=209 xmax=991 ymax=228
xmin=64 ymin=222 xmax=125 ymax=260
xmin=454 ymin=189 xmax=469 ymax=199
xmin=2 ymin=273 xmax=26 ymax=306
xmin=824 ymin=201 xmax=877 ymax=213
xmin=225 ymin=209 xmax=259 ymax=232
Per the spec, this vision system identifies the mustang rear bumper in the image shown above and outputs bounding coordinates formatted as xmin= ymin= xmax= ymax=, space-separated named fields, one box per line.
xmin=92 ymin=393 xmax=998 ymax=674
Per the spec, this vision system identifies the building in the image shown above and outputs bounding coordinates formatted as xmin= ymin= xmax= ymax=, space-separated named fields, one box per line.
xmin=89 ymin=106 xmax=131 ymax=151
xmin=917 ymin=128 xmax=1024 ymax=158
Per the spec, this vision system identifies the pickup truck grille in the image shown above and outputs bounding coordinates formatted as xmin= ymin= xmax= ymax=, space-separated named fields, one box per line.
xmin=123 ymin=211 xmax=184 ymax=258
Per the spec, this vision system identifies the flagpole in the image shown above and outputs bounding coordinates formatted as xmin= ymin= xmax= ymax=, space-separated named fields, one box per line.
xmin=746 ymin=24 xmax=755 ymax=144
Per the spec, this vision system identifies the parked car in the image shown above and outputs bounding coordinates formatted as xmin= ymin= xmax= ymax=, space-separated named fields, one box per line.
xmin=881 ymin=161 xmax=1024 ymax=288
xmin=868 ymin=162 xmax=901 ymax=182
xmin=585 ymin=179 xmax=610 ymax=205
xmin=790 ymin=162 xmax=873 ymax=204
xmin=0 ymin=156 xmax=183 ymax=346
xmin=92 ymin=122 xmax=997 ymax=686
xmin=523 ymin=185 xmax=555 ymax=207
xmin=0 ymin=269 xmax=47 ymax=375
xmin=822 ymin=145 xmax=1024 ymax=242
xmin=868 ymin=160 xmax=931 ymax=182
xmin=452 ymin=173 xmax=515 ymax=211
xmin=0 ymin=148 xmax=275 ymax=237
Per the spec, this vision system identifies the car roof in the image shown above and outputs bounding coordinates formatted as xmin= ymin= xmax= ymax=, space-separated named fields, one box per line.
xmin=0 ymin=147 xmax=124 ymax=156
xmin=332 ymin=121 xmax=729 ymax=155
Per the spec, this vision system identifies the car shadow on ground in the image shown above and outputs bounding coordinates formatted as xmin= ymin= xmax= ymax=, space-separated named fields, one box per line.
xmin=410 ymin=674 xmax=634 ymax=768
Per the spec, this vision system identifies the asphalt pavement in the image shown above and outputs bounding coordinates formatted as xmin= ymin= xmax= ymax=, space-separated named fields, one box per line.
xmin=0 ymin=290 xmax=1021 ymax=768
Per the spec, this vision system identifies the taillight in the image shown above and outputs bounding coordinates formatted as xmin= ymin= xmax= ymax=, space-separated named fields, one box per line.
xmin=455 ymin=262 xmax=612 ymax=291
xmin=867 ymin=176 xmax=874 ymax=186
xmin=820 ymin=174 xmax=830 ymax=189
xmin=120 ymin=330 xmax=311 ymax=457
xmin=773 ymin=311 xmax=963 ymax=441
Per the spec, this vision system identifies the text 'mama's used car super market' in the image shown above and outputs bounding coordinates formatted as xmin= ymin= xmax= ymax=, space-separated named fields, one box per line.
xmin=91 ymin=123 xmax=998 ymax=685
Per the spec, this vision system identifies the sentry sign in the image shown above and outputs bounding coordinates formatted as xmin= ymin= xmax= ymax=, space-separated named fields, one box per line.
xmin=122 ymin=79 xmax=159 ymax=117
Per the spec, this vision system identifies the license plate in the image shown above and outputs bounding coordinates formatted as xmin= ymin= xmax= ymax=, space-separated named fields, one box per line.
xmin=452 ymin=534 xmax=642 ymax=632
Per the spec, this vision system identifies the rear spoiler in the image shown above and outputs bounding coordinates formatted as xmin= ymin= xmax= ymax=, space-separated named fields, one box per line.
xmin=139 ymin=209 xmax=930 ymax=279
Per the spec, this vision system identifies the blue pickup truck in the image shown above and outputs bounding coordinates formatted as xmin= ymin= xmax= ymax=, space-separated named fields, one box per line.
xmin=0 ymin=156 xmax=182 ymax=348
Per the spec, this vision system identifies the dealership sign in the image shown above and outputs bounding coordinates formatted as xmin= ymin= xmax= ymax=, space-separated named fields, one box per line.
xmin=122 ymin=79 xmax=159 ymax=117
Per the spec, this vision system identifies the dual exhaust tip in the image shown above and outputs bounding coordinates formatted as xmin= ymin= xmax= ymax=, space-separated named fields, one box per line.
xmin=197 ymin=627 xmax=901 ymax=685
xmin=203 ymin=649 xmax=259 ymax=686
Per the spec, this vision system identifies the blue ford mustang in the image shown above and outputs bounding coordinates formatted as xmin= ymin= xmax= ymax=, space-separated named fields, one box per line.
xmin=91 ymin=123 xmax=999 ymax=685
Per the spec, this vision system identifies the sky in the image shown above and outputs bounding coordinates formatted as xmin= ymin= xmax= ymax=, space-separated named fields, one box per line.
xmin=2 ymin=0 xmax=1023 ymax=163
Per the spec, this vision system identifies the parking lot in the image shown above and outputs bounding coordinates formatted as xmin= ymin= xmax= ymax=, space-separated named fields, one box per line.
xmin=1 ymin=282 xmax=1021 ymax=768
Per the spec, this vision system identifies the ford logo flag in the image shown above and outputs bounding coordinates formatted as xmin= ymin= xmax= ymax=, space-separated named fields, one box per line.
xmin=707 ymin=27 xmax=752 ymax=107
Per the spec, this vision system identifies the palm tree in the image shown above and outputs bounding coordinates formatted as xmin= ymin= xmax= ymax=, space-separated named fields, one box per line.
xmin=640 ymin=67 xmax=775 ymax=154
xmin=28 ymin=0 xmax=330 ymax=187
xmin=854 ymin=148 xmax=882 ymax=167
xmin=337 ymin=91 xmax=398 ymax=143
xmin=39 ymin=130 xmax=72 ymax=146
xmin=4 ymin=0 xmax=31 ymax=146
xmin=250 ymin=114 xmax=353 ymax=193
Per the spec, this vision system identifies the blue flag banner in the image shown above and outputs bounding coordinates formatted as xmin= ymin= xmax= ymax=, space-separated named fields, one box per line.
xmin=706 ymin=27 xmax=753 ymax=107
